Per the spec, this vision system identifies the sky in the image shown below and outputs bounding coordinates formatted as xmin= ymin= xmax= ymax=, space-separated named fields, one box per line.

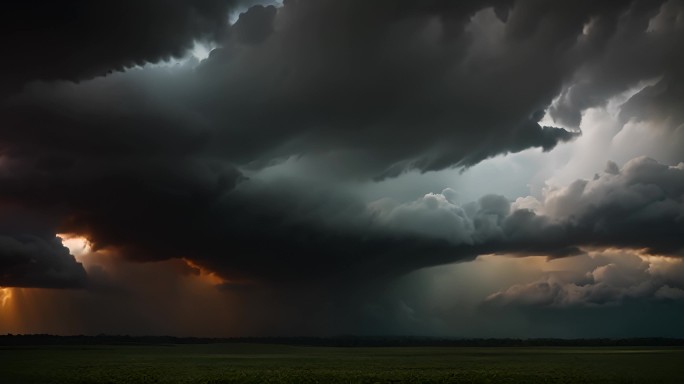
xmin=1 ymin=0 xmax=683 ymax=338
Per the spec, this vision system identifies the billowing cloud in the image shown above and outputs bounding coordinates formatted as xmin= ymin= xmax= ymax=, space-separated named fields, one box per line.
xmin=2 ymin=146 xmax=682 ymax=289
xmin=372 ymin=156 xmax=684 ymax=259
xmin=0 ymin=205 xmax=86 ymax=288
xmin=549 ymin=0 xmax=683 ymax=128
xmin=0 ymin=0 xmax=239 ymax=94
xmin=0 ymin=234 xmax=86 ymax=288
xmin=486 ymin=250 xmax=684 ymax=308
xmin=532 ymin=156 xmax=684 ymax=255
xmin=2 ymin=0 xmax=596 ymax=182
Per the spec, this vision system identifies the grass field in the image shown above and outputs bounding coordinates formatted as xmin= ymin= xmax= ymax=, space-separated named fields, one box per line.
xmin=1 ymin=344 xmax=683 ymax=383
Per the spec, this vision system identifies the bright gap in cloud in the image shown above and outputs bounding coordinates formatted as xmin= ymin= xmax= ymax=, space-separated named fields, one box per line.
xmin=137 ymin=40 xmax=217 ymax=70
xmin=190 ymin=40 xmax=215 ymax=61
xmin=58 ymin=234 xmax=92 ymax=261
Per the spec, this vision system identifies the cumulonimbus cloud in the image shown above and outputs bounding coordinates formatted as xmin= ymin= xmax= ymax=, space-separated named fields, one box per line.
xmin=1 ymin=0 xmax=683 ymax=290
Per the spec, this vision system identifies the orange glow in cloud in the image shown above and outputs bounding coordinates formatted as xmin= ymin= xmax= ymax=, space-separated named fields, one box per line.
xmin=639 ymin=254 xmax=682 ymax=264
xmin=183 ymin=259 xmax=227 ymax=286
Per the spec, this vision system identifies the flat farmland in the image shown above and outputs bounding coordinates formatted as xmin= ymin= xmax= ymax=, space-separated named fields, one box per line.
xmin=1 ymin=344 xmax=682 ymax=383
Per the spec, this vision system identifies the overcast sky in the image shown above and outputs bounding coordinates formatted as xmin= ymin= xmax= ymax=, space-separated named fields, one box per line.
xmin=1 ymin=0 xmax=683 ymax=338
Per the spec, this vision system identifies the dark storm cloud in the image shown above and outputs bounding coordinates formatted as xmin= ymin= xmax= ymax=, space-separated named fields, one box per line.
xmin=0 ymin=0 xmax=238 ymax=95
xmin=8 ymin=0 xmax=666 ymax=177
xmin=0 ymin=206 xmax=86 ymax=288
xmin=195 ymin=0 xmax=589 ymax=175
xmin=549 ymin=0 xmax=683 ymax=127
xmin=2 ymin=135 xmax=683 ymax=289
xmin=0 ymin=234 xmax=86 ymax=288
xmin=1 ymin=0 xmax=684 ymax=289
xmin=620 ymin=73 xmax=684 ymax=128
xmin=0 ymin=151 xmax=464 ymax=284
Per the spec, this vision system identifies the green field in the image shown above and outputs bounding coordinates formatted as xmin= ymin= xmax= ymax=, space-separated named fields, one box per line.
xmin=1 ymin=344 xmax=683 ymax=383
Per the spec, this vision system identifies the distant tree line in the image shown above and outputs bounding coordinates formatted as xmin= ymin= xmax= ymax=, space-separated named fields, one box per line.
xmin=1 ymin=334 xmax=683 ymax=347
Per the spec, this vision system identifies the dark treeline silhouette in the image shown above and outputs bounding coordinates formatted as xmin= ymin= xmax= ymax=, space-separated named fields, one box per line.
xmin=1 ymin=334 xmax=683 ymax=347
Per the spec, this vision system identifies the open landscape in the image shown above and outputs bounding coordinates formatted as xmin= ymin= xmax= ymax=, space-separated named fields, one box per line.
xmin=2 ymin=343 xmax=684 ymax=383
xmin=2 ymin=1 xmax=684 ymax=383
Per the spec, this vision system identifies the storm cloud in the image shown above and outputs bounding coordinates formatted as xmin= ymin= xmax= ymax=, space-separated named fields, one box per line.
xmin=1 ymin=0 xmax=683 ymax=337
xmin=0 ymin=234 xmax=86 ymax=288
xmin=0 ymin=0 xmax=239 ymax=94
xmin=0 ymin=205 xmax=86 ymax=288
